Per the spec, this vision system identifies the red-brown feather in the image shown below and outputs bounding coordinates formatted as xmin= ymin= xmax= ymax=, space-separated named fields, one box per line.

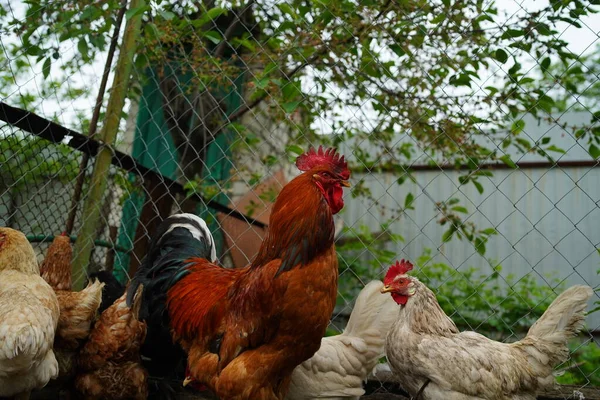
xmin=168 ymin=260 xmax=242 ymax=339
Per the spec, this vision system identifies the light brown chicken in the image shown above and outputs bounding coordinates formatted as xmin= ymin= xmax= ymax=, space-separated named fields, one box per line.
xmin=40 ymin=233 xmax=104 ymax=379
xmin=75 ymin=285 xmax=148 ymax=399
xmin=74 ymin=361 xmax=147 ymax=400
xmin=0 ymin=227 xmax=60 ymax=398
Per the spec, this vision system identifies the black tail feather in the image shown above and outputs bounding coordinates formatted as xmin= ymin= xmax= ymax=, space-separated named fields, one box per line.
xmin=125 ymin=213 xmax=217 ymax=385
xmin=86 ymin=270 xmax=126 ymax=314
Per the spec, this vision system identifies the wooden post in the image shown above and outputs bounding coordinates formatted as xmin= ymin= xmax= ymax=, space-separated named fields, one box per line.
xmin=71 ymin=0 xmax=146 ymax=290
xmin=127 ymin=174 xmax=175 ymax=276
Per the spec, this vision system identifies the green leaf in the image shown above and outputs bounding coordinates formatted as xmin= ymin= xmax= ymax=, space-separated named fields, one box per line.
xmin=515 ymin=137 xmax=532 ymax=150
xmin=25 ymin=45 xmax=43 ymax=56
xmin=77 ymin=38 xmax=89 ymax=58
xmin=431 ymin=14 xmax=445 ymax=24
xmin=509 ymin=41 xmax=532 ymax=52
xmin=42 ymin=57 xmax=51 ymax=79
xmin=589 ymin=144 xmax=600 ymax=159
xmin=277 ymin=3 xmax=298 ymax=19
xmin=192 ymin=7 xmax=228 ymax=27
xmin=255 ymin=76 xmax=270 ymax=89
xmin=263 ymin=62 xmax=279 ymax=76
xmin=404 ymin=192 xmax=414 ymax=209
xmin=537 ymin=94 xmax=555 ymax=112
xmin=389 ymin=44 xmax=406 ymax=58
xmin=481 ymin=228 xmax=498 ymax=236
xmin=125 ymin=5 xmax=150 ymax=20
xmin=511 ymin=119 xmax=525 ymax=135
xmin=501 ymin=29 xmax=525 ymax=39
xmin=536 ymin=23 xmax=553 ymax=36
xmin=494 ymin=49 xmax=508 ymax=64
xmin=411 ymin=32 xmax=425 ymax=48
xmin=231 ymin=37 xmax=257 ymax=52
xmin=159 ymin=10 xmax=176 ymax=20
xmin=540 ymin=57 xmax=551 ymax=71
xmin=452 ymin=206 xmax=468 ymax=213
xmin=203 ymin=31 xmax=222 ymax=45
xmin=546 ymin=145 xmax=565 ymax=154
xmin=499 ymin=154 xmax=517 ymax=169
xmin=475 ymin=237 xmax=486 ymax=256
xmin=281 ymin=81 xmax=302 ymax=103
xmin=282 ymin=101 xmax=302 ymax=113
xmin=450 ymin=73 xmax=472 ymax=87
xmin=473 ymin=180 xmax=484 ymax=194
xmin=442 ymin=226 xmax=457 ymax=242
xmin=466 ymin=157 xmax=479 ymax=170
xmin=286 ymin=144 xmax=304 ymax=155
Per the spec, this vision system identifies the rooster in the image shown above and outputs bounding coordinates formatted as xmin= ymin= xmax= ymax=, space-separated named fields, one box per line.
xmin=0 ymin=227 xmax=60 ymax=398
xmin=128 ymin=146 xmax=351 ymax=400
xmin=39 ymin=233 xmax=104 ymax=380
xmin=286 ymin=280 xmax=397 ymax=400
xmin=381 ymin=259 xmax=593 ymax=400
xmin=75 ymin=286 xmax=147 ymax=399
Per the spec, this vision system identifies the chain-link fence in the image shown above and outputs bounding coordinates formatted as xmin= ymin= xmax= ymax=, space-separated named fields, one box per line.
xmin=1 ymin=0 xmax=599 ymax=398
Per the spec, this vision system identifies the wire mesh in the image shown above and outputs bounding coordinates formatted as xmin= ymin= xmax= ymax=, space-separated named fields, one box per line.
xmin=0 ymin=0 xmax=599 ymax=398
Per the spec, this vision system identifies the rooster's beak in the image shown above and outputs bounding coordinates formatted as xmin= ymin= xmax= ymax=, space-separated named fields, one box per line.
xmin=183 ymin=376 xmax=192 ymax=387
xmin=340 ymin=180 xmax=351 ymax=187
xmin=380 ymin=285 xmax=393 ymax=294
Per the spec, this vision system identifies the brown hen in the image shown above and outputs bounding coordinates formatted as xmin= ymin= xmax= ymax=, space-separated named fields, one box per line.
xmin=40 ymin=233 xmax=104 ymax=379
xmin=75 ymin=285 xmax=148 ymax=399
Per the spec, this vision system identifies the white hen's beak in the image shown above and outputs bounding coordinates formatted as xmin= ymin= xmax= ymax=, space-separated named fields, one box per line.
xmin=380 ymin=285 xmax=393 ymax=294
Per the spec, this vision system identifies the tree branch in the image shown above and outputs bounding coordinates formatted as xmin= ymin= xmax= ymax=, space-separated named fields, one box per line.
xmin=217 ymin=0 xmax=395 ymax=129
xmin=213 ymin=0 xmax=256 ymax=59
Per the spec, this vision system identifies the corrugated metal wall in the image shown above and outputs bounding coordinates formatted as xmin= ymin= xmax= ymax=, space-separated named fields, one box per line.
xmin=340 ymin=111 xmax=600 ymax=330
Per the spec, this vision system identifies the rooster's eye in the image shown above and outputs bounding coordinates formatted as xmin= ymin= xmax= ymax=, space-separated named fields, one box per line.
xmin=322 ymin=172 xmax=331 ymax=179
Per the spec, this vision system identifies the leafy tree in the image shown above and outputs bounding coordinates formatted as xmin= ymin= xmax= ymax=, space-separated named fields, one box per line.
xmin=1 ymin=0 xmax=599 ymax=252
xmin=0 ymin=133 xmax=79 ymax=193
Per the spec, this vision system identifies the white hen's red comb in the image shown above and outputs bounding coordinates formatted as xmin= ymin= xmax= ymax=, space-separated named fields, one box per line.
xmin=384 ymin=259 xmax=414 ymax=285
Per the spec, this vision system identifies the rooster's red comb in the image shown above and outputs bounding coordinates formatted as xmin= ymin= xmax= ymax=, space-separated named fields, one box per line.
xmin=295 ymin=146 xmax=349 ymax=179
xmin=384 ymin=259 xmax=413 ymax=283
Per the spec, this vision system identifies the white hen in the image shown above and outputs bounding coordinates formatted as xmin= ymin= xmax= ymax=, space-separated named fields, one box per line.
xmin=286 ymin=280 xmax=397 ymax=400
xmin=383 ymin=259 xmax=593 ymax=400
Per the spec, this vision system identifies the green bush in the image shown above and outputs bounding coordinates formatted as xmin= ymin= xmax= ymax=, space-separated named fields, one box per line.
xmin=414 ymin=249 xmax=563 ymax=338
xmin=556 ymin=341 xmax=600 ymax=386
